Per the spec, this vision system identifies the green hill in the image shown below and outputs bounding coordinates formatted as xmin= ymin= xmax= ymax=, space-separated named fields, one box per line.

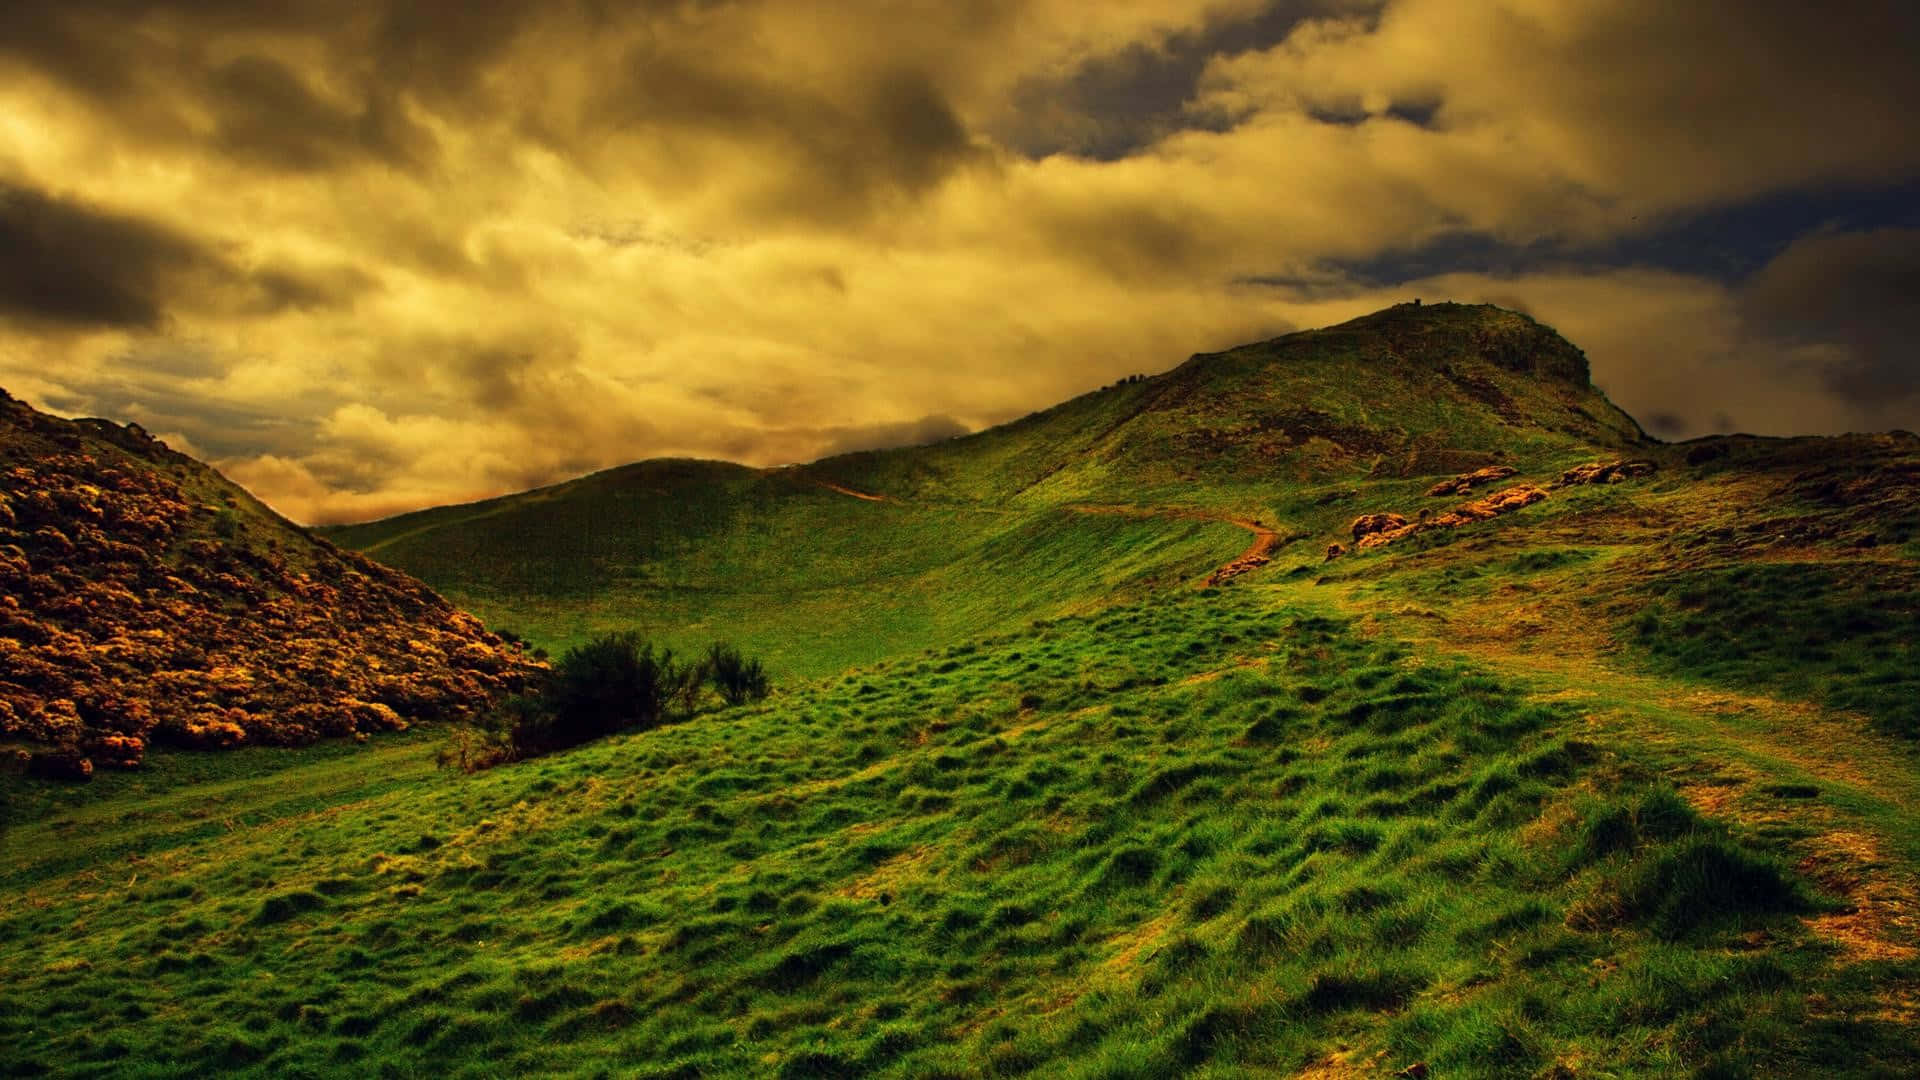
xmin=5 ymin=302 xmax=1919 ymax=1077
xmin=319 ymin=303 xmax=1651 ymax=677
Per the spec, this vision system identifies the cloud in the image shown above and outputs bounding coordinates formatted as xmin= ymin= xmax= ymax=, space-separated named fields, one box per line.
xmin=816 ymin=414 xmax=973 ymax=458
xmin=0 ymin=182 xmax=373 ymax=332
xmin=1739 ymin=227 xmax=1920 ymax=409
xmin=0 ymin=183 xmax=217 ymax=329
xmin=0 ymin=0 xmax=1916 ymax=522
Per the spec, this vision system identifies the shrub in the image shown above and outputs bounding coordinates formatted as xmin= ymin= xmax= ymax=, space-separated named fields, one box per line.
xmin=706 ymin=641 xmax=771 ymax=706
xmin=455 ymin=634 xmax=773 ymax=764
xmin=504 ymin=633 xmax=679 ymax=755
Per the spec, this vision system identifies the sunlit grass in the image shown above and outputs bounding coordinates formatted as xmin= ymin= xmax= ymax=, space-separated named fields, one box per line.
xmin=5 ymin=591 xmax=1904 ymax=1077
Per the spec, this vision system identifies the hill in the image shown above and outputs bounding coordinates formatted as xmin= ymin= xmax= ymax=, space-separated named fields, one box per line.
xmin=4 ymin=303 xmax=1918 ymax=1076
xmin=0 ymin=389 xmax=538 ymax=787
xmin=320 ymin=303 xmax=1652 ymax=675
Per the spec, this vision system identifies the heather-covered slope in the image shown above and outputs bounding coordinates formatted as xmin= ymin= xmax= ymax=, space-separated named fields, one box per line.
xmin=0 ymin=390 xmax=538 ymax=782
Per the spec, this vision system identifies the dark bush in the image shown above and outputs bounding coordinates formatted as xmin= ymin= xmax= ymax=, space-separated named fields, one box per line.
xmin=456 ymin=634 xmax=772 ymax=765
xmin=493 ymin=633 xmax=682 ymax=757
xmin=706 ymin=641 xmax=771 ymax=706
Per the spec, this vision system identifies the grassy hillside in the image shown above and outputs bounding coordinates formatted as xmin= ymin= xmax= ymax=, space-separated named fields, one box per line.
xmin=322 ymin=303 xmax=1650 ymax=675
xmin=324 ymin=462 xmax=1241 ymax=677
xmin=7 ymin=303 xmax=1919 ymax=1077
xmin=7 ymin=585 xmax=1915 ymax=1077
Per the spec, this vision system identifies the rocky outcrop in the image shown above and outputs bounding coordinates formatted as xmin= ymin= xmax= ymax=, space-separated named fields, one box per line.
xmin=0 ymin=391 xmax=542 ymax=778
xmin=1346 ymin=484 xmax=1552 ymax=552
xmin=1450 ymin=483 xmax=1550 ymax=521
xmin=1560 ymin=460 xmax=1657 ymax=485
xmin=1425 ymin=465 xmax=1519 ymax=497
xmin=1350 ymin=513 xmax=1409 ymax=542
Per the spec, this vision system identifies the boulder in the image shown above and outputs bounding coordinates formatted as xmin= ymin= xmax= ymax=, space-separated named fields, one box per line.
xmin=1424 ymin=464 xmax=1518 ymax=497
xmin=1559 ymin=460 xmax=1657 ymax=486
xmin=1454 ymin=484 xmax=1550 ymax=520
xmin=1350 ymin=513 xmax=1409 ymax=541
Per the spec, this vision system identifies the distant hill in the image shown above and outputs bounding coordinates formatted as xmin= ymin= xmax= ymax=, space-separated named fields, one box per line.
xmin=0 ymin=389 xmax=538 ymax=780
xmin=322 ymin=304 xmax=1654 ymax=673
xmin=813 ymin=301 xmax=1650 ymax=504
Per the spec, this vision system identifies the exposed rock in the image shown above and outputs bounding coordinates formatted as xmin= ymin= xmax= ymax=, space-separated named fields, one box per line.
xmin=1351 ymin=513 xmax=1409 ymax=541
xmin=1352 ymin=485 xmax=1550 ymax=551
xmin=1559 ymin=460 xmax=1657 ymax=486
xmin=1450 ymin=483 xmax=1550 ymax=521
xmin=1425 ymin=464 xmax=1519 ymax=497
xmin=1324 ymin=542 xmax=1346 ymax=561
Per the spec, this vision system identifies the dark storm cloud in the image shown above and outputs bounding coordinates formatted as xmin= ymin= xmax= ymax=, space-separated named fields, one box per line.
xmin=0 ymin=183 xmax=211 ymax=329
xmin=0 ymin=0 xmax=554 ymax=177
xmin=204 ymin=54 xmax=435 ymax=173
xmin=999 ymin=1 xmax=1367 ymax=160
xmin=591 ymin=45 xmax=982 ymax=223
xmin=1742 ymin=228 xmax=1920 ymax=406
xmin=0 ymin=183 xmax=371 ymax=330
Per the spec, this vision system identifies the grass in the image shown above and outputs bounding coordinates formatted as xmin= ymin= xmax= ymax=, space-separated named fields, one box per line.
xmin=5 ymin=590 xmax=1910 ymax=1077
xmin=323 ymin=466 xmax=1240 ymax=679
xmin=9 ymin=303 xmax=1920 ymax=1077
xmin=1621 ymin=563 xmax=1920 ymax=737
xmin=317 ymin=303 xmax=1652 ymax=678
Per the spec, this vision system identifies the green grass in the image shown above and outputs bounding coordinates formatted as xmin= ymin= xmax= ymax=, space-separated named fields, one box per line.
xmin=5 ymin=590 xmax=1908 ymax=1077
xmin=1622 ymin=563 xmax=1920 ymax=737
xmin=318 ymin=303 xmax=1652 ymax=679
xmin=332 ymin=476 xmax=1241 ymax=679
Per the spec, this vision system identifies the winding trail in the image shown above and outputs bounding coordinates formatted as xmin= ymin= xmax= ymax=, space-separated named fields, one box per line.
xmin=809 ymin=477 xmax=1285 ymax=587
xmin=1061 ymin=503 xmax=1284 ymax=586
xmin=814 ymin=480 xmax=898 ymax=504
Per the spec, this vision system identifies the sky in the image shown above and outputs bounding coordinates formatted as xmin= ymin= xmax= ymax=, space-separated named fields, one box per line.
xmin=2 ymin=0 xmax=1917 ymax=524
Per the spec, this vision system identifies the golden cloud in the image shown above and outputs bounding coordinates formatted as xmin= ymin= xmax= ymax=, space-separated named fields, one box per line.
xmin=1 ymin=1 xmax=1914 ymax=522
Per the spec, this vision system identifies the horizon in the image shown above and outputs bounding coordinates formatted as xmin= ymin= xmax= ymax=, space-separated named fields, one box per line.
xmin=17 ymin=297 xmax=1877 ymax=529
xmin=3 ymin=1 xmax=1917 ymax=523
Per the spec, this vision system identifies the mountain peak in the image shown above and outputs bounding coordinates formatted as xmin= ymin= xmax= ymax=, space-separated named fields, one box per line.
xmin=1305 ymin=301 xmax=1593 ymax=386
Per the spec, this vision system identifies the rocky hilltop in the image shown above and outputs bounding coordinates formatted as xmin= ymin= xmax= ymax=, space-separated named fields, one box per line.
xmin=0 ymin=390 xmax=539 ymax=779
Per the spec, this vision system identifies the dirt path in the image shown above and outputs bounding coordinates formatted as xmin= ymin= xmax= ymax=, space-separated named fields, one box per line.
xmin=1329 ymin=583 xmax=1920 ymax=969
xmin=813 ymin=480 xmax=897 ymax=504
xmin=1063 ymin=503 xmax=1284 ymax=586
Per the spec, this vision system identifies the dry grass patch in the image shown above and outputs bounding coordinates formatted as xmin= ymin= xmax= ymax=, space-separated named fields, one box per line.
xmin=1800 ymin=829 xmax=1920 ymax=964
xmin=842 ymin=845 xmax=935 ymax=901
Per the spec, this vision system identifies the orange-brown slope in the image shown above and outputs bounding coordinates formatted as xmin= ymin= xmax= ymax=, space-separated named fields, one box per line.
xmin=0 ymin=390 xmax=540 ymax=780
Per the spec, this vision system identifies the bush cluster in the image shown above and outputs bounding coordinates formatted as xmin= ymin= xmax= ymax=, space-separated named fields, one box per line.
xmin=448 ymin=633 xmax=771 ymax=768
